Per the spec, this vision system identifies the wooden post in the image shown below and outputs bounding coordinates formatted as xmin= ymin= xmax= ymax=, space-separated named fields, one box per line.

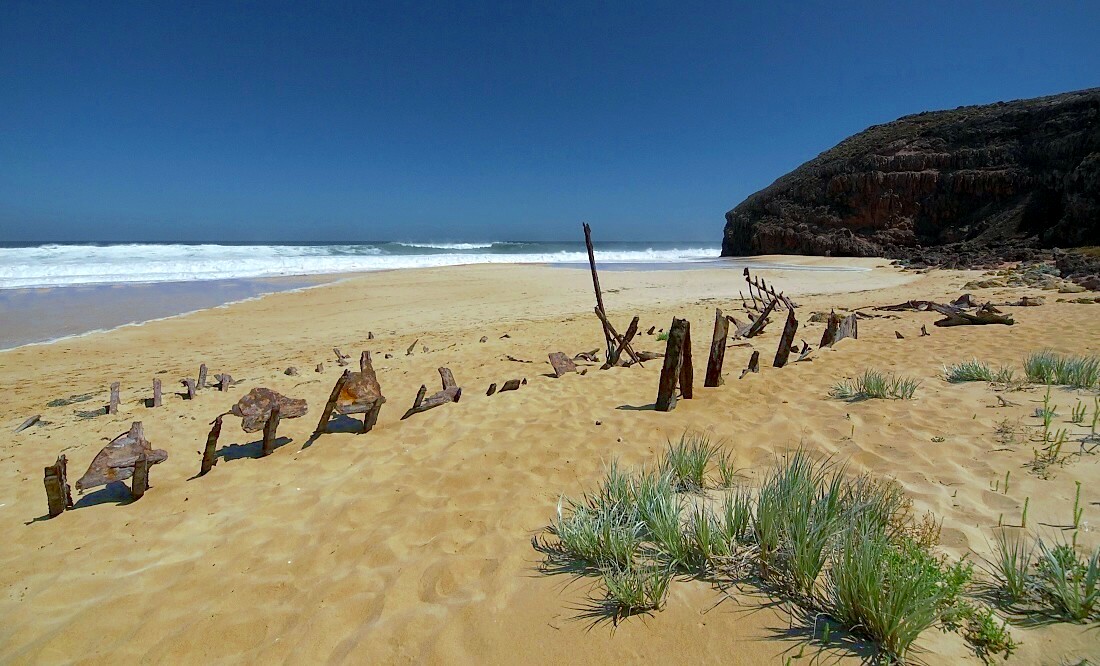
xmin=199 ymin=415 xmax=222 ymax=476
xmin=152 ymin=378 xmax=162 ymax=407
xmin=108 ymin=382 xmax=120 ymax=415
xmin=413 ymin=385 xmax=427 ymax=409
xmin=315 ymin=370 xmax=351 ymax=435
xmin=920 ymin=325 xmax=929 ymax=337
xmin=656 ymin=318 xmax=688 ymax=412
xmin=43 ymin=455 xmax=72 ymax=518
xmin=820 ymin=311 xmax=840 ymax=347
xmin=594 ymin=307 xmax=643 ymax=365
xmin=362 ymin=402 xmax=382 ymax=434
xmin=745 ymin=298 xmax=778 ymax=338
xmin=679 ymin=320 xmax=693 ymax=399
xmin=836 ymin=314 xmax=858 ymax=342
xmin=198 ymin=363 xmax=208 ymax=389
xmin=583 ymin=222 xmax=614 ymax=358
xmin=773 ymin=309 xmax=799 ymax=368
xmin=218 ymin=374 xmax=232 ymax=392
xmin=705 ymin=308 xmax=729 ymax=387
xmin=360 ymin=350 xmax=373 ymax=373
xmin=439 ymin=367 xmax=457 ymax=390
xmin=181 ymin=378 xmax=196 ymax=400
xmin=747 ymin=351 xmax=760 ymax=373
xmin=261 ymin=404 xmax=280 ymax=457
xmin=131 ymin=452 xmax=149 ymax=500
xmin=486 ymin=383 xmax=498 ymax=396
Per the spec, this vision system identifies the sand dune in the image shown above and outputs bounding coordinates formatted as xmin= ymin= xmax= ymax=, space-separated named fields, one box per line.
xmin=1 ymin=260 xmax=1097 ymax=664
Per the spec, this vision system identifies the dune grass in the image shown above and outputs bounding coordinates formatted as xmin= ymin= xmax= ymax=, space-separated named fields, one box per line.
xmin=661 ymin=432 xmax=720 ymax=492
xmin=601 ymin=563 xmax=672 ymax=618
xmin=942 ymin=359 xmax=1015 ymax=383
xmin=830 ymin=369 xmax=920 ymax=401
xmin=1034 ymin=540 xmax=1100 ymax=622
xmin=1024 ymin=351 xmax=1100 ymax=389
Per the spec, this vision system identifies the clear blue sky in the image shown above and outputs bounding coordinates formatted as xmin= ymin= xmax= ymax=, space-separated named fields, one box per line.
xmin=1 ymin=1 xmax=1097 ymax=243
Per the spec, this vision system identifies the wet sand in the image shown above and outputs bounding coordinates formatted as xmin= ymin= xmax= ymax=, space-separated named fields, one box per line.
xmin=0 ymin=257 xmax=1097 ymax=664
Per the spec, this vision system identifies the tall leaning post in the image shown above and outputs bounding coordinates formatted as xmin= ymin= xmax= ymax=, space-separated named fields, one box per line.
xmin=199 ymin=415 xmax=223 ymax=476
xmin=704 ymin=307 xmax=729 ymax=387
xmin=773 ymin=309 xmax=799 ymax=368
xmin=656 ymin=317 xmax=689 ymax=412
xmin=583 ymin=222 xmax=614 ymax=360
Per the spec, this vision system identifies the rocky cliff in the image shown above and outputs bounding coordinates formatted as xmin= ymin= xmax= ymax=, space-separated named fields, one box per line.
xmin=722 ymin=88 xmax=1100 ymax=261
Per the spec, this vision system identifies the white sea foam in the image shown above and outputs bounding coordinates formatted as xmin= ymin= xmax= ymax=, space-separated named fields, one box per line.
xmin=0 ymin=243 xmax=722 ymax=289
xmin=393 ymin=241 xmax=496 ymax=249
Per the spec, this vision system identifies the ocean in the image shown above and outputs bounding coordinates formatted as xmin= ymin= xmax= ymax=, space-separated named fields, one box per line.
xmin=0 ymin=241 xmax=722 ymax=289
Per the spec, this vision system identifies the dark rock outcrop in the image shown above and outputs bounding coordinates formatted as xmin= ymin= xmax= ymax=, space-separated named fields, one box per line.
xmin=722 ymin=89 xmax=1100 ymax=260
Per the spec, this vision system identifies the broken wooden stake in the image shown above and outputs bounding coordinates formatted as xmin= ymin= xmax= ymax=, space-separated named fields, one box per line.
xmin=836 ymin=314 xmax=858 ymax=343
xmin=704 ymin=308 xmax=729 ymax=387
xmin=181 ymin=378 xmax=197 ymax=400
xmin=740 ymin=351 xmax=761 ymax=379
xmin=745 ymin=298 xmax=777 ymax=338
xmin=15 ymin=415 xmax=41 ymax=433
xmin=604 ymin=316 xmax=640 ymax=368
xmin=895 ymin=331 xmax=904 ymax=339
xmin=334 ymin=348 xmax=350 ymax=366
xmin=406 ymin=339 xmax=419 ymax=356
xmin=920 ymin=325 xmax=929 ymax=337
xmin=261 ymin=404 xmax=281 ymax=457
xmin=773 ymin=309 xmax=799 ymax=368
xmin=594 ymin=307 xmax=643 ymax=366
xmin=820 ymin=311 xmax=840 ymax=347
xmin=152 ymin=378 xmax=162 ymax=407
xmin=655 ymin=317 xmax=689 ymax=412
xmin=316 ymin=363 xmax=324 ymax=373
xmin=108 ymin=382 xmax=120 ymax=415
xmin=646 ymin=326 xmax=656 ymax=335
xmin=584 ymin=222 xmax=614 ymax=358
xmin=199 ymin=415 xmax=222 ymax=476
xmin=198 ymin=363 xmax=208 ymax=389
xmin=368 ymin=331 xmax=374 ymax=340
xmin=548 ymin=352 xmax=577 ymax=377
xmin=218 ymin=374 xmax=232 ymax=392
xmin=43 ymin=455 xmax=73 ymax=518
xmin=486 ymin=383 xmax=497 ymax=396
xmin=679 ymin=320 xmax=693 ymax=399
xmin=401 ymin=367 xmax=461 ymax=419
xmin=130 ymin=452 xmax=149 ymax=500
xmin=500 ymin=379 xmax=522 ymax=392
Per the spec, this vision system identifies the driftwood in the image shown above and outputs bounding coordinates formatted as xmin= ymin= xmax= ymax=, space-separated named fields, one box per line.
xmin=200 ymin=415 xmax=222 ymax=476
xmin=744 ymin=299 xmax=777 ymax=338
xmin=836 ymin=314 xmax=858 ymax=343
xmin=705 ymin=308 xmax=729 ymax=387
xmin=931 ymin=303 xmax=1014 ymax=327
xmin=548 ymin=352 xmax=577 ymax=377
xmin=334 ymin=347 xmax=350 ymax=366
xmin=75 ymin=422 xmax=168 ymax=493
xmin=152 ymin=378 xmax=162 ymax=407
xmin=584 ymin=222 xmax=614 ymax=358
xmin=656 ymin=318 xmax=690 ymax=412
xmin=604 ymin=316 xmax=640 ymax=368
xmin=261 ymin=404 xmax=281 ymax=457
xmin=198 ymin=363 xmax=208 ymax=389
xmin=230 ymin=388 xmax=308 ymax=432
xmin=486 ymin=383 xmax=497 ymax=396
xmin=773 ymin=309 xmax=799 ymax=368
xmin=796 ymin=342 xmax=814 ymax=362
xmin=108 ymin=382 xmax=120 ymax=415
xmin=593 ymin=307 xmax=643 ymax=366
xmin=406 ymin=339 xmax=419 ymax=356
xmin=401 ymin=367 xmax=461 ymax=419
xmin=43 ymin=455 xmax=73 ymax=517
xmin=15 ymin=415 xmax=41 ymax=433
xmin=181 ymin=378 xmax=197 ymax=400
xmin=284 ymin=367 xmax=299 ymax=376
xmin=740 ymin=350 xmax=761 ymax=379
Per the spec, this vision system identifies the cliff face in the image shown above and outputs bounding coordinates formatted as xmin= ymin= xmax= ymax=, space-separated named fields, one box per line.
xmin=722 ymin=89 xmax=1100 ymax=259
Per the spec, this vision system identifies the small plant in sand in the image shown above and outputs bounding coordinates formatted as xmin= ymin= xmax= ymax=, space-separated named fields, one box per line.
xmin=656 ymin=331 xmax=668 ymax=341
xmin=830 ymin=369 xmax=920 ymax=401
xmin=960 ymin=605 xmax=1018 ymax=663
xmin=943 ymin=360 xmax=1015 ymax=383
xmin=988 ymin=529 xmax=1033 ymax=604
xmin=661 ymin=432 xmax=719 ymax=492
xmin=1070 ymin=400 xmax=1087 ymax=425
xmin=600 ymin=563 xmax=672 ymax=618
xmin=1024 ymin=351 xmax=1100 ymax=389
xmin=986 ymin=527 xmax=1100 ymax=623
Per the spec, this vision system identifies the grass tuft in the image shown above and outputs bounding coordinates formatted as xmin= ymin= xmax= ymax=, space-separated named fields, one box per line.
xmin=943 ymin=360 xmax=1015 ymax=383
xmin=1024 ymin=351 xmax=1100 ymax=389
xmin=661 ymin=432 xmax=719 ymax=492
xmin=830 ymin=369 xmax=920 ymax=401
xmin=1034 ymin=539 xmax=1100 ymax=622
xmin=601 ymin=563 xmax=672 ymax=618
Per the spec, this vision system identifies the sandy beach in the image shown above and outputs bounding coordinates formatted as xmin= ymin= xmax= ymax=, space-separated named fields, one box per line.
xmin=1 ymin=258 xmax=1098 ymax=664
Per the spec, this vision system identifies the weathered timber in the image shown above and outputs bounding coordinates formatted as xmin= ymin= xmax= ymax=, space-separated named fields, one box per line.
xmin=655 ymin=318 xmax=688 ymax=412
xmin=921 ymin=325 xmax=929 ymax=337
xmin=284 ymin=367 xmax=299 ymax=376
xmin=334 ymin=348 xmax=350 ymax=366
xmin=181 ymin=378 xmax=197 ymax=400
xmin=15 ymin=415 xmax=41 ymax=433
xmin=744 ymin=268 xmax=796 ymax=310
xmin=108 ymin=382 xmax=120 ymax=415
xmin=368 ymin=331 xmax=375 ymax=340
xmin=130 ymin=452 xmax=149 ymax=500
xmin=43 ymin=455 xmax=73 ymax=517
xmin=198 ymin=363 xmax=208 ymax=389
xmin=604 ymin=316 xmax=640 ymax=368
xmin=152 ymin=378 xmax=162 ymax=407
xmin=413 ymin=385 xmax=427 ymax=408
xmin=406 ymin=339 xmax=418 ymax=356
xmin=773 ymin=309 xmax=799 ymax=368
xmin=584 ymin=222 xmax=614 ymax=357
xmin=739 ymin=350 xmax=761 ymax=379
xmin=727 ymin=315 xmax=753 ymax=339
xmin=218 ymin=374 xmax=232 ymax=392
xmin=315 ymin=370 xmax=350 ymax=434
xmin=819 ymin=312 xmax=839 ymax=347
xmin=505 ymin=355 xmax=532 ymax=363
xmin=500 ymin=379 xmax=522 ymax=392
xmin=895 ymin=331 xmax=904 ymax=339
xmin=75 ymin=422 xmax=168 ymax=493
xmin=400 ymin=367 xmax=461 ymax=419
xmin=705 ymin=308 xmax=729 ymax=387
xmin=646 ymin=326 xmax=656 ymax=335
xmin=745 ymin=298 xmax=777 ymax=338
xmin=633 ymin=350 xmax=664 ymax=362
xmin=316 ymin=363 xmax=324 ymax=373
xmin=930 ymin=303 xmax=1014 ymax=327
xmin=486 ymin=383 xmax=497 ymax=396
xmin=836 ymin=314 xmax=858 ymax=342
xmin=199 ymin=415 xmax=222 ymax=476
xmin=679 ymin=320 xmax=693 ymax=399
xmin=593 ymin=307 xmax=643 ymax=365
xmin=261 ymin=404 xmax=281 ymax=457
xmin=231 ymin=388 xmax=307 ymax=432
xmin=548 ymin=352 xmax=577 ymax=377
xmin=574 ymin=349 xmax=600 ymax=363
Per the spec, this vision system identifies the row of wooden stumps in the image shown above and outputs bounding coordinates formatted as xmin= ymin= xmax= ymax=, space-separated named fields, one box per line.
xmin=99 ymin=363 xmax=233 ymax=416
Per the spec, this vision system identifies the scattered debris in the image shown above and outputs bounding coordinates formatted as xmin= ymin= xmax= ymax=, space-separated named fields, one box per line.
xmin=402 ymin=367 xmax=461 ymax=419
xmin=548 ymin=352 xmax=577 ymax=377
xmin=285 ymin=367 xmax=299 ymax=376
xmin=230 ymin=388 xmax=308 ymax=432
xmin=75 ymin=422 xmax=168 ymax=499
xmin=14 ymin=415 xmax=41 ymax=433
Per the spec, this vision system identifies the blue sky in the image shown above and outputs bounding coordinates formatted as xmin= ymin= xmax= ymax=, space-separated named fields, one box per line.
xmin=1 ymin=1 xmax=1097 ymax=242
